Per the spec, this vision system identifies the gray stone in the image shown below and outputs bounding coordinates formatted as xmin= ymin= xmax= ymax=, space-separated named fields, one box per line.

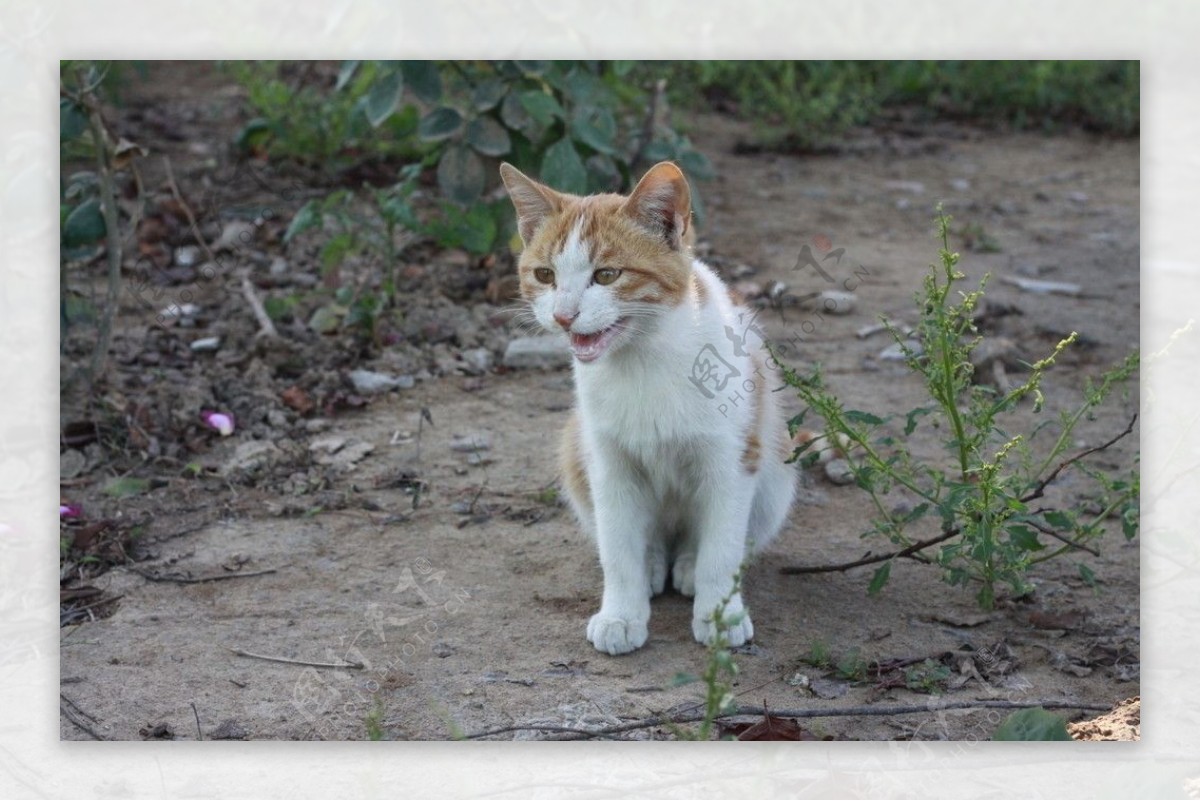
xmin=816 ymin=290 xmax=856 ymax=315
xmin=190 ymin=336 xmax=221 ymax=352
xmin=824 ymin=458 xmax=855 ymax=486
xmin=221 ymin=440 xmax=281 ymax=476
xmin=502 ymin=336 xmax=572 ymax=370
xmin=349 ymin=369 xmax=415 ymax=394
xmin=461 ymin=347 xmax=494 ymax=374
xmin=60 ymin=449 xmax=87 ymax=479
xmin=451 ymin=432 xmax=492 ymax=453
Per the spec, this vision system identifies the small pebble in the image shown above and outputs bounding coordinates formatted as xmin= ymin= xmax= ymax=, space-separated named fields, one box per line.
xmin=450 ymin=433 xmax=492 ymax=453
xmin=816 ymin=290 xmax=856 ymax=315
xmin=824 ymin=458 xmax=855 ymax=486
xmin=349 ymin=369 xmax=415 ymax=394
xmin=190 ymin=336 xmax=221 ymax=352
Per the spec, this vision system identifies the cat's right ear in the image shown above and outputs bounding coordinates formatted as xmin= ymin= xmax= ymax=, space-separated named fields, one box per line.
xmin=499 ymin=163 xmax=561 ymax=245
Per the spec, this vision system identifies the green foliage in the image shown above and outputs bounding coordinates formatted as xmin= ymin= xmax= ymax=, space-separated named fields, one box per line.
xmin=992 ymin=707 xmax=1073 ymax=741
xmin=239 ymin=61 xmax=714 ymax=260
xmin=656 ymin=60 xmax=1138 ymax=150
xmin=226 ymin=61 xmax=424 ymax=167
xmin=777 ymin=206 xmax=1139 ymax=609
xmin=904 ymin=658 xmax=951 ymax=693
xmin=834 ymin=648 xmax=869 ymax=682
xmin=670 ymin=567 xmax=747 ymax=740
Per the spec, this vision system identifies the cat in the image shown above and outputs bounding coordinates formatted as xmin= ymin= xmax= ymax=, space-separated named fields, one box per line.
xmin=500 ymin=160 xmax=797 ymax=655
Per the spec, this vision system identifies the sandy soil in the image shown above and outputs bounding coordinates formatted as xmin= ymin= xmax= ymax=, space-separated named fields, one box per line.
xmin=59 ymin=64 xmax=1140 ymax=741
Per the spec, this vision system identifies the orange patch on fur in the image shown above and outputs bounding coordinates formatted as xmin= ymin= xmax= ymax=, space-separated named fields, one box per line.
xmin=741 ymin=360 xmax=769 ymax=474
xmin=516 ymin=193 xmax=691 ymax=307
xmin=559 ymin=410 xmax=591 ymax=512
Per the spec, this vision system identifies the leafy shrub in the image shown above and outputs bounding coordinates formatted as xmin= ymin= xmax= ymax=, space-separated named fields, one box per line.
xmin=779 ymin=207 xmax=1139 ymax=608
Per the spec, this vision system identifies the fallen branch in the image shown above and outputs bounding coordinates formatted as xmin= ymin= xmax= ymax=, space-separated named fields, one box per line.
xmin=241 ymin=275 xmax=281 ymax=340
xmin=1026 ymin=519 xmax=1101 ymax=557
xmin=131 ymin=567 xmax=277 ymax=584
xmin=163 ymin=155 xmax=219 ymax=267
xmin=462 ymin=699 xmax=1111 ymax=741
xmin=780 ymin=528 xmax=959 ymax=575
xmin=225 ymin=646 xmax=364 ymax=670
xmin=1021 ymin=413 xmax=1138 ymax=503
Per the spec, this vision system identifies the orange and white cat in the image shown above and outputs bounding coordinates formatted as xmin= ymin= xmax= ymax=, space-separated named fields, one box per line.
xmin=500 ymin=161 xmax=797 ymax=655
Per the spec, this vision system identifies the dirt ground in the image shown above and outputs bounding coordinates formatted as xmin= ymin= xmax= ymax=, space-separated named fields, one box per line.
xmin=59 ymin=63 xmax=1140 ymax=741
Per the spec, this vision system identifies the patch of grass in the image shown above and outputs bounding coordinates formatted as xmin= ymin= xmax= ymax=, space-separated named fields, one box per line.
xmin=904 ymin=658 xmax=952 ymax=694
xmin=834 ymin=648 xmax=869 ymax=683
xmin=364 ymin=701 xmax=386 ymax=741
xmin=652 ymin=61 xmax=1138 ymax=151
xmin=802 ymin=639 xmax=833 ymax=669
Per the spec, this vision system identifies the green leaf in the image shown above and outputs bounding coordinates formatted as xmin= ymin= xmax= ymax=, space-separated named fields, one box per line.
xmin=539 ymin=137 xmax=587 ymax=195
xmin=104 ymin=476 xmax=151 ymax=499
xmin=60 ymin=98 xmax=88 ymax=142
xmin=62 ymin=198 xmax=106 ymax=247
xmin=1077 ymin=563 xmax=1097 ymax=587
xmin=867 ymin=561 xmax=891 ymax=595
xmin=365 ymin=70 xmax=405 ymax=128
xmin=465 ymin=115 xmax=511 ymax=156
xmin=234 ymin=117 xmax=273 ymax=153
xmin=515 ymin=60 xmax=550 ymax=76
xmin=500 ymin=91 xmax=532 ymax=133
xmin=570 ymin=106 xmax=617 ymax=155
xmin=904 ymin=406 xmax=933 ymax=435
xmin=1043 ymin=510 xmax=1073 ymax=530
xmin=471 ymin=79 xmax=508 ymax=111
xmin=308 ymin=305 xmax=342 ymax=334
xmin=1006 ymin=524 xmax=1044 ymax=552
xmin=336 ymin=60 xmax=360 ymax=91
xmin=283 ymin=201 xmax=321 ymax=243
xmin=418 ymin=107 xmax=464 ymax=142
xmin=671 ymin=672 xmax=699 ymax=687
xmin=1121 ymin=506 xmax=1138 ymax=540
xmin=992 ymin=708 xmax=1072 ymax=741
xmin=437 ymin=145 xmax=485 ymax=206
xmin=400 ymin=60 xmax=442 ymax=103
xmin=845 ymin=410 xmax=885 ymax=426
xmin=320 ymin=232 xmax=355 ymax=273
xmin=519 ymin=90 xmax=564 ymax=127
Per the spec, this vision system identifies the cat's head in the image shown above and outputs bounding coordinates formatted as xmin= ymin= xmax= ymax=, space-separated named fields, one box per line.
xmin=499 ymin=161 xmax=693 ymax=364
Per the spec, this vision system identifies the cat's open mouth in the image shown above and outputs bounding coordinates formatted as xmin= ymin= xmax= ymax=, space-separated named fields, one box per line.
xmin=570 ymin=318 xmax=628 ymax=363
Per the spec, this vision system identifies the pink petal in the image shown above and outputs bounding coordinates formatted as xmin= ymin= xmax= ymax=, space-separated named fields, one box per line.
xmin=201 ymin=410 xmax=236 ymax=437
xmin=60 ymin=503 xmax=83 ymax=519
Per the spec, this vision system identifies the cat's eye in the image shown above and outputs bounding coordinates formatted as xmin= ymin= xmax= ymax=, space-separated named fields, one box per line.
xmin=533 ymin=267 xmax=555 ymax=285
xmin=593 ymin=268 xmax=622 ymax=286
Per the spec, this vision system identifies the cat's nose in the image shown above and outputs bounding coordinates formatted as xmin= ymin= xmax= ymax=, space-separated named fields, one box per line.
xmin=553 ymin=310 xmax=578 ymax=331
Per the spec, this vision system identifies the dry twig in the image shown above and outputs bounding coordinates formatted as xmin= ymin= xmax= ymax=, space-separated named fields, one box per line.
xmin=462 ymin=699 xmax=1111 ymax=741
xmin=225 ymin=646 xmax=364 ymax=670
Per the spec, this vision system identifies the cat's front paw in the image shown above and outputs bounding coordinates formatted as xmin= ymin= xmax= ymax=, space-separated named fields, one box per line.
xmin=692 ymin=607 xmax=754 ymax=648
xmin=587 ymin=613 xmax=649 ymax=655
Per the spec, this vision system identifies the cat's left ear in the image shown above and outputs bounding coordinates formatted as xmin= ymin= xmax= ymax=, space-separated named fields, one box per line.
xmin=624 ymin=161 xmax=691 ymax=250
xmin=499 ymin=162 xmax=562 ymax=245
